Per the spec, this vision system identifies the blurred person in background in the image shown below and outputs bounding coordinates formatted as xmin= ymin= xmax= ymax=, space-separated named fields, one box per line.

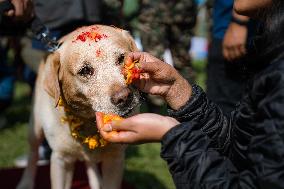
xmin=137 ymin=0 xmax=197 ymax=113
xmin=206 ymin=0 xmax=260 ymax=115
xmin=0 ymin=0 xmax=33 ymax=128
xmin=102 ymin=0 xmax=124 ymax=28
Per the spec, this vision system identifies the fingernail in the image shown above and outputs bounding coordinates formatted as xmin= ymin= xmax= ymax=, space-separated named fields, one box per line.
xmin=103 ymin=124 xmax=112 ymax=132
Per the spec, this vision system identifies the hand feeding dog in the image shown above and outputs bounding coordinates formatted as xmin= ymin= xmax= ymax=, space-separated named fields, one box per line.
xmin=17 ymin=25 xmax=141 ymax=189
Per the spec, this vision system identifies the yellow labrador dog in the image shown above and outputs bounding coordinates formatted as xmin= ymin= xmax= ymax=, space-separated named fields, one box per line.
xmin=17 ymin=25 xmax=140 ymax=189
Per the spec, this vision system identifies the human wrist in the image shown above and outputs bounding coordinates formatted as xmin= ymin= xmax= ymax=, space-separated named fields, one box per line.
xmin=231 ymin=10 xmax=249 ymax=26
xmin=165 ymin=77 xmax=192 ymax=110
xmin=231 ymin=16 xmax=249 ymax=26
xmin=157 ymin=116 xmax=179 ymax=141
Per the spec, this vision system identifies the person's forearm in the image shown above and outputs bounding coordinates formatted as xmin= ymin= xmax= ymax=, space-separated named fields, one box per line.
xmin=168 ymin=85 xmax=231 ymax=154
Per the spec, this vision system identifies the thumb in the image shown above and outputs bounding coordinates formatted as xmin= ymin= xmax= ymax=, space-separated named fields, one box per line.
xmin=109 ymin=118 xmax=135 ymax=132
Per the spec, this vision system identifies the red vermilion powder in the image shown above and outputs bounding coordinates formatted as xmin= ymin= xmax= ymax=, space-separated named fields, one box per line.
xmin=96 ymin=49 xmax=102 ymax=57
xmin=74 ymin=31 xmax=108 ymax=43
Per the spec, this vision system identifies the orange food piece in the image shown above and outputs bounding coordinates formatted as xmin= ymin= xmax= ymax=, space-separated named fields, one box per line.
xmin=123 ymin=59 xmax=141 ymax=85
xmin=103 ymin=114 xmax=123 ymax=124
xmin=96 ymin=112 xmax=123 ymax=130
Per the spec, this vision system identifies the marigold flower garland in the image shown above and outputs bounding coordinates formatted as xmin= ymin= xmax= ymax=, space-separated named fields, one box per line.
xmin=59 ymin=97 xmax=107 ymax=150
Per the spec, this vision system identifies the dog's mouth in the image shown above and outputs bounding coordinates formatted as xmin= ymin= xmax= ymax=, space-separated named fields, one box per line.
xmin=116 ymin=90 xmax=141 ymax=117
xmin=119 ymin=96 xmax=140 ymax=117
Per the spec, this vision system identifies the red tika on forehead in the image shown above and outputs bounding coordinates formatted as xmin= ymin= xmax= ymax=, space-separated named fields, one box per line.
xmin=74 ymin=32 xmax=108 ymax=42
xmin=73 ymin=26 xmax=108 ymax=43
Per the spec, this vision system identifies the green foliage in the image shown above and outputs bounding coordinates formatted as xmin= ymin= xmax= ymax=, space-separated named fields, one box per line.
xmin=192 ymin=59 xmax=207 ymax=90
xmin=123 ymin=0 xmax=139 ymax=17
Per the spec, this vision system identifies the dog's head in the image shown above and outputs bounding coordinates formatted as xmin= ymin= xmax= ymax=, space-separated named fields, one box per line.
xmin=44 ymin=25 xmax=140 ymax=118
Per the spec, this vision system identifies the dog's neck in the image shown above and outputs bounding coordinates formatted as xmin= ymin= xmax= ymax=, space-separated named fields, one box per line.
xmin=58 ymin=96 xmax=108 ymax=150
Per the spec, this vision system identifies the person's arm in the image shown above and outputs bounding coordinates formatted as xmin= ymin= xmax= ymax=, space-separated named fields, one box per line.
xmin=222 ymin=10 xmax=249 ymax=61
xmin=130 ymin=52 xmax=192 ymax=110
xmin=98 ymin=52 xmax=231 ymax=153
xmin=161 ymin=68 xmax=284 ymax=189
xmin=98 ymin=85 xmax=231 ymax=155
xmin=167 ymin=84 xmax=231 ymax=154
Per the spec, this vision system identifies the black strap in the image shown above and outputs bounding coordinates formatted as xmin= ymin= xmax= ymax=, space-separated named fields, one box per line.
xmin=30 ymin=17 xmax=60 ymax=52
xmin=231 ymin=16 xmax=249 ymax=26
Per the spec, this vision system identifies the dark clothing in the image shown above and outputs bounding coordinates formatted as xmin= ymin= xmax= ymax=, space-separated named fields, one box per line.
xmin=207 ymin=0 xmax=238 ymax=114
xmin=212 ymin=0 xmax=233 ymax=39
xmin=208 ymin=0 xmax=260 ymax=115
xmin=32 ymin=0 xmax=104 ymax=50
xmin=138 ymin=0 xmax=197 ymax=81
xmin=207 ymin=38 xmax=246 ymax=114
xmin=33 ymin=0 xmax=102 ymax=30
xmin=162 ymin=57 xmax=284 ymax=188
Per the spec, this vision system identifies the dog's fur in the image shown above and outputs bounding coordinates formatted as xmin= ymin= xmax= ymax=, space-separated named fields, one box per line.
xmin=17 ymin=25 xmax=140 ymax=189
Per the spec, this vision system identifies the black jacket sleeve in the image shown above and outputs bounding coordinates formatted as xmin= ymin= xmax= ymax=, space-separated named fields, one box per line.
xmin=162 ymin=66 xmax=284 ymax=189
xmin=161 ymin=123 xmax=257 ymax=189
xmin=168 ymin=85 xmax=232 ymax=154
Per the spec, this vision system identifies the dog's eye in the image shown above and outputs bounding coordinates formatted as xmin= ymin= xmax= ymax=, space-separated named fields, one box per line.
xmin=116 ymin=54 xmax=125 ymax=66
xmin=78 ymin=64 xmax=94 ymax=78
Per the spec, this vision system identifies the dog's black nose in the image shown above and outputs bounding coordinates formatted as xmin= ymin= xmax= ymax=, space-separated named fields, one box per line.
xmin=111 ymin=87 xmax=132 ymax=106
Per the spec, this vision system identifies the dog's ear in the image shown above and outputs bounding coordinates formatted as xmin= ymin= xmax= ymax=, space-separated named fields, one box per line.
xmin=43 ymin=52 xmax=61 ymax=107
xmin=122 ymin=30 xmax=139 ymax=51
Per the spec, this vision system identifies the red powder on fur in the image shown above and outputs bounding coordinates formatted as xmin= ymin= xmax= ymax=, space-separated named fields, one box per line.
xmin=74 ymin=31 xmax=108 ymax=43
xmin=76 ymin=32 xmax=89 ymax=42
xmin=96 ymin=49 xmax=102 ymax=57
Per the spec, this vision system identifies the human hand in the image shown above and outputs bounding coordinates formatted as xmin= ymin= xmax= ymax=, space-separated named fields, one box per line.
xmin=97 ymin=113 xmax=179 ymax=144
xmin=222 ymin=22 xmax=248 ymax=61
xmin=127 ymin=52 xmax=192 ymax=110
xmin=1 ymin=0 xmax=33 ymax=21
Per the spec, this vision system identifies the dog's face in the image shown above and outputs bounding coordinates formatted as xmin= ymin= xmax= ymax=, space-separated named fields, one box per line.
xmin=44 ymin=25 xmax=140 ymax=118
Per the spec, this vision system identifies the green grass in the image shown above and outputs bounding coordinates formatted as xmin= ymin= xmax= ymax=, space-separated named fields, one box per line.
xmin=0 ymin=82 xmax=31 ymax=167
xmin=125 ymin=144 xmax=174 ymax=189
xmin=0 ymin=124 xmax=28 ymax=167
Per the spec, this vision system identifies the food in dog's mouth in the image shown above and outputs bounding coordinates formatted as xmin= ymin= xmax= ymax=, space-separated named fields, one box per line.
xmin=122 ymin=58 xmax=141 ymax=85
xmin=95 ymin=112 xmax=123 ymax=134
xmin=102 ymin=113 xmax=124 ymax=124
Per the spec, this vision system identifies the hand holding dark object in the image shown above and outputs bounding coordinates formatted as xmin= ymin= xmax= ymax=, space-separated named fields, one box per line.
xmin=0 ymin=0 xmax=33 ymax=22
xmin=222 ymin=22 xmax=248 ymax=61
xmin=97 ymin=113 xmax=179 ymax=144
xmin=126 ymin=52 xmax=192 ymax=110
xmin=222 ymin=12 xmax=249 ymax=61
